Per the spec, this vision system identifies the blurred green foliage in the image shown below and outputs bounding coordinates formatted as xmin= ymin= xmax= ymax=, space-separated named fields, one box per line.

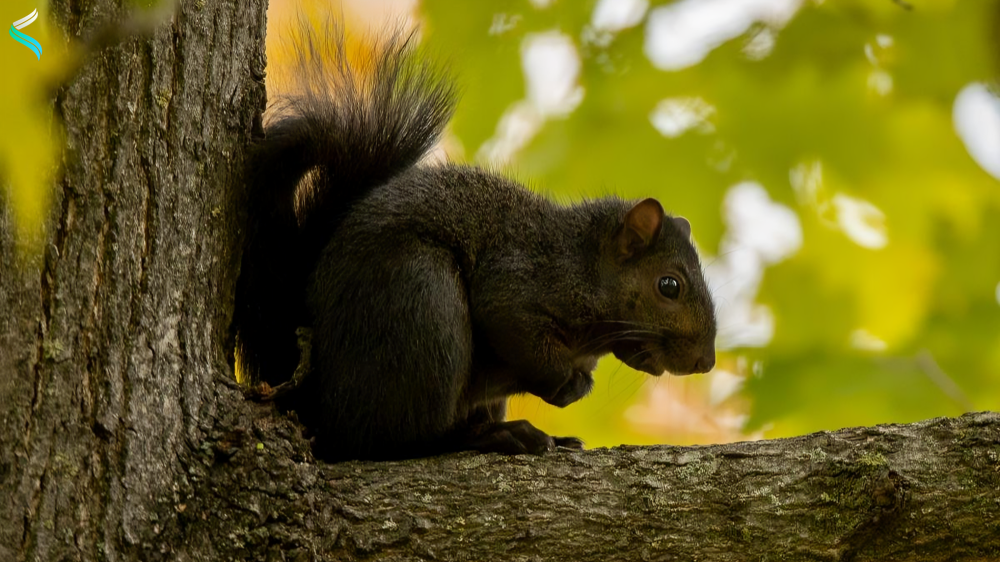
xmin=420 ymin=0 xmax=1000 ymax=444
xmin=0 ymin=0 xmax=59 ymax=252
xmin=1 ymin=0 xmax=165 ymax=252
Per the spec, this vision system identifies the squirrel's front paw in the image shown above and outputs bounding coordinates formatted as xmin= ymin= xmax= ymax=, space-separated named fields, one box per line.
xmin=543 ymin=369 xmax=594 ymax=408
xmin=464 ymin=420 xmax=555 ymax=455
xmin=553 ymin=436 xmax=585 ymax=449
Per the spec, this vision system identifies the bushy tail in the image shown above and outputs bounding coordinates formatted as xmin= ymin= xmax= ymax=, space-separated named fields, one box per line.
xmin=234 ymin=21 xmax=457 ymax=383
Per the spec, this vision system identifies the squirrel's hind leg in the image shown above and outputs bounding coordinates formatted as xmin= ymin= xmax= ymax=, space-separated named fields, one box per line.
xmin=307 ymin=242 xmax=473 ymax=461
xmin=307 ymin=238 xmax=585 ymax=461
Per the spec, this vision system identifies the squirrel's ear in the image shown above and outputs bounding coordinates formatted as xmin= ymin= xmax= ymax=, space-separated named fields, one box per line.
xmin=617 ymin=198 xmax=664 ymax=259
xmin=672 ymin=216 xmax=691 ymax=239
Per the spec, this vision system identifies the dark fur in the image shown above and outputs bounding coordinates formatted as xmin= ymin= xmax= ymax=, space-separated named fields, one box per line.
xmin=234 ymin=24 xmax=717 ymax=462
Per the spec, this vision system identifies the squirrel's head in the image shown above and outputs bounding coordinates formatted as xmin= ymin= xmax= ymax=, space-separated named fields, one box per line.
xmin=598 ymin=198 xmax=717 ymax=376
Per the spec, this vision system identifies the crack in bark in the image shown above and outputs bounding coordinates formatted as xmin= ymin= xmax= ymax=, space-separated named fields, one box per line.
xmin=835 ymin=469 xmax=909 ymax=561
xmin=18 ymin=112 xmax=80 ymax=562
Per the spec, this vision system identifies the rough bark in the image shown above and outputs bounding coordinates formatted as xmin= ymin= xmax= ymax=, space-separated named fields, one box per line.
xmin=0 ymin=0 xmax=266 ymax=560
xmin=156 ymin=407 xmax=1000 ymax=562
xmin=1 ymin=2 xmax=999 ymax=562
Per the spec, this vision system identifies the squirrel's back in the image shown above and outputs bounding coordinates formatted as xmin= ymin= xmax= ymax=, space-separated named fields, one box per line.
xmin=234 ymin=24 xmax=456 ymax=382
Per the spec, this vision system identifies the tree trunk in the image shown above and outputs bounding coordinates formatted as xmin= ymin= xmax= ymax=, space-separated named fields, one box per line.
xmin=0 ymin=0 xmax=266 ymax=560
xmin=1 ymin=2 xmax=999 ymax=562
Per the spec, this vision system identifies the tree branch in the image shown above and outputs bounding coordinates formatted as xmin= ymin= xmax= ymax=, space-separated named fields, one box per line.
xmin=156 ymin=392 xmax=1000 ymax=561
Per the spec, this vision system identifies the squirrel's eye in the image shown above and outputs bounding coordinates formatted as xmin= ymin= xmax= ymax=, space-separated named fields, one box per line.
xmin=658 ymin=276 xmax=680 ymax=299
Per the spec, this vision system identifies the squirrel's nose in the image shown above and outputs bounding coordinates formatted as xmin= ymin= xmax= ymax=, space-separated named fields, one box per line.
xmin=692 ymin=350 xmax=715 ymax=373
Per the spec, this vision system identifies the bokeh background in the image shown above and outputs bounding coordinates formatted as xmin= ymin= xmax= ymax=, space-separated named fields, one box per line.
xmin=4 ymin=0 xmax=999 ymax=448
xmin=268 ymin=0 xmax=1000 ymax=448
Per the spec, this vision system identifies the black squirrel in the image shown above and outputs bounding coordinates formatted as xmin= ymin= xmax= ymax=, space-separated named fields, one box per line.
xmin=234 ymin=24 xmax=717 ymax=462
